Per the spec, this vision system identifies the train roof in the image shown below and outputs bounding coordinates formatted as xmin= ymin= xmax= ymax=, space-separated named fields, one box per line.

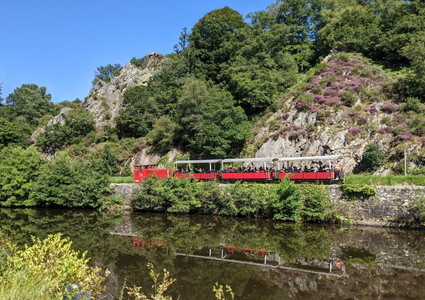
xmin=221 ymin=157 xmax=276 ymax=163
xmin=173 ymin=155 xmax=340 ymax=165
xmin=277 ymin=155 xmax=340 ymax=162
xmin=175 ymin=159 xmax=222 ymax=164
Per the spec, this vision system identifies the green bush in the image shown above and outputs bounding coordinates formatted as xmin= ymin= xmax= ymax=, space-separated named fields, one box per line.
xmin=299 ymin=184 xmax=331 ymax=222
xmin=133 ymin=178 xmax=333 ymax=223
xmin=30 ymin=154 xmax=111 ymax=208
xmin=272 ymin=179 xmax=302 ymax=221
xmin=2 ymin=233 xmax=106 ymax=299
xmin=345 ymin=174 xmax=425 ymax=185
xmin=341 ymin=184 xmax=376 ymax=199
xmin=354 ymin=144 xmax=387 ymax=174
xmin=226 ymin=182 xmax=276 ymax=218
xmin=0 ymin=146 xmax=44 ymax=207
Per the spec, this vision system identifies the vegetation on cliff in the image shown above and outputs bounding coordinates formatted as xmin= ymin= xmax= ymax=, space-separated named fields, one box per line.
xmin=0 ymin=0 xmax=424 ymax=209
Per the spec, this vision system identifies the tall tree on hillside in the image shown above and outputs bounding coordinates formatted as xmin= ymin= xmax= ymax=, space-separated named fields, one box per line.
xmin=0 ymin=117 xmax=32 ymax=149
xmin=6 ymin=84 xmax=55 ymax=127
xmin=190 ymin=7 xmax=248 ymax=82
xmin=266 ymin=0 xmax=320 ymax=69
xmin=116 ymin=86 xmax=159 ymax=138
xmin=175 ymin=78 xmax=250 ymax=158
xmin=318 ymin=2 xmax=382 ymax=53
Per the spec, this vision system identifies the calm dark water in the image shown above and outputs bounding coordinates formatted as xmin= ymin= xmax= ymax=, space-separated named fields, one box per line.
xmin=1 ymin=208 xmax=424 ymax=299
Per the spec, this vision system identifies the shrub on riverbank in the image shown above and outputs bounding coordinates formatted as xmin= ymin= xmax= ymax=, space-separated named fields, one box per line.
xmin=30 ymin=154 xmax=112 ymax=208
xmin=0 ymin=146 xmax=112 ymax=208
xmin=133 ymin=178 xmax=333 ymax=222
xmin=0 ymin=233 xmax=107 ymax=299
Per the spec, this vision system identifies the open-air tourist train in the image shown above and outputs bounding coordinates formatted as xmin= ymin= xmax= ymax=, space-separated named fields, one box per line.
xmin=134 ymin=155 xmax=344 ymax=183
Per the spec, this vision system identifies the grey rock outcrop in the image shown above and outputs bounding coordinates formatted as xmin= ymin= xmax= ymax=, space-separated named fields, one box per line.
xmin=84 ymin=52 xmax=164 ymax=128
xmin=250 ymin=54 xmax=424 ymax=174
xmin=30 ymin=107 xmax=73 ymax=143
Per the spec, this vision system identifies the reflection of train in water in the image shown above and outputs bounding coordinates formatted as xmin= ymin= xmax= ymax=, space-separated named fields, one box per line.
xmin=130 ymin=236 xmax=348 ymax=277
xmin=134 ymin=155 xmax=343 ymax=183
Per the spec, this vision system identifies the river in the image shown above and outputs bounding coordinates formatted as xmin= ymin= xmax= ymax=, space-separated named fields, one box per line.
xmin=0 ymin=208 xmax=424 ymax=299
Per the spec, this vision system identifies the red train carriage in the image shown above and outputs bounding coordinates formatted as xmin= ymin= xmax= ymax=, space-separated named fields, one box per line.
xmin=133 ymin=155 xmax=343 ymax=183
xmin=133 ymin=164 xmax=171 ymax=182
xmin=174 ymin=159 xmax=220 ymax=180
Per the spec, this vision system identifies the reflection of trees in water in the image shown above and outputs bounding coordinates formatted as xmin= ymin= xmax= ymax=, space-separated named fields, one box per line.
xmin=1 ymin=209 xmax=425 ymax=299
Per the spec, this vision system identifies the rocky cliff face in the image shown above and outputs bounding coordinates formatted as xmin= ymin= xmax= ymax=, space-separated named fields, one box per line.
xmin=84 ymin=52 xmax=164 ymax=128
xmin=249 ymin=53 xmax=424 ymax=173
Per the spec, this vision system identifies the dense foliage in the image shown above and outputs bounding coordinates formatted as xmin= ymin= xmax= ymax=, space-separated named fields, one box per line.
xmin=0 ymin=147 xmax=112 ymax=208
xmin=37 ymin=108 xmax=95 ymax=153
xmin=92 ymin=63 xmax=123 ymax=84
xmin=354 ymin=144 xmax=387 ymax=173
xmin=0 ymin=0 xmax=424 ymax=211
xmin=133 ymin=178 xmax=333 ymax=222
xmin=0 ymin=233 xmax=106 ymax=299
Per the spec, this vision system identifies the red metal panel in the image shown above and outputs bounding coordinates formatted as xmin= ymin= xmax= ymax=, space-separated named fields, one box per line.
xmin=133 ymin=171 xmax=144 ymax=183
xmin=221 ymin=173 xmax=239 ymax=180
xmin=289 ymin=173 xmax=304 ymax=180
xmin=221 ymin=172 xmax=271 ymax=180
xmin=279 ymin=172 xmax=288 ymax=179
xmin=173 ymin=173 xmax=193 ymax=178
xmin=302 ymin=173 xmax=317 ymax=180
xmin=315 ymin=172 xmax=333 ymax=179
xmin=193 ymin=173 xmax=217 ymax=180
xmin=142 ymin=169 xmax=170 ymax=179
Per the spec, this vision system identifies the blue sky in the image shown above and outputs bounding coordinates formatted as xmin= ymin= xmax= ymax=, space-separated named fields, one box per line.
xmin=1 ymin=0 xmax=274 ymax=103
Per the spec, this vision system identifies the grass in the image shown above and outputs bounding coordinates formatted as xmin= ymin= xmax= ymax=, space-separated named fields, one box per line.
xmin=345 ymin=174 xmax=425 ymax=186
xmin=0 ymin=270 xmax=60 ymax=300
xmin=110 ymin=176 xmax=134 ymax=183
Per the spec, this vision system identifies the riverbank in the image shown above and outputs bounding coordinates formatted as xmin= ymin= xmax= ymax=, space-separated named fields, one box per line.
xmin=111 ymin=181 xmax=425 ymax=228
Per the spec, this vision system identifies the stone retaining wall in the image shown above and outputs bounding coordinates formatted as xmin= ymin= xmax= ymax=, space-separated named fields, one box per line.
xmin=328 ymin=185 xmax=425 ymax=227
xmin=110 ymin=183 xmax=138 ymax=211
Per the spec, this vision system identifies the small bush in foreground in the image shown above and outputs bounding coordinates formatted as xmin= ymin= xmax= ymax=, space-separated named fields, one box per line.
xmin=4 ymin=233 xmax=107 ymax=298
xmin=0 ymin=270 xmax=60 ymax=300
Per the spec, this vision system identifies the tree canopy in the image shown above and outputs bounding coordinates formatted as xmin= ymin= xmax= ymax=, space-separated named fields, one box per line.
xmin=6 ymin=84 xmax=55 ymax=127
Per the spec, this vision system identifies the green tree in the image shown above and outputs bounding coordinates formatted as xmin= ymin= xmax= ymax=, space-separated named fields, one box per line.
xmin=223 ymin=23 xmax=299 ymax=115
xmin=6 ymin=84 xmax=55 ymax=127
xmin=37 ymin=108 xmax=95 ymax=153
xmin=0 ymin=146 xmax=44 ymax=206
xmin=0 ymin=117 xmax=32 ymax=148
xmin=146 ymin=116 xmax=178 ymax=154
xmin=30 ymin=155 xmax=111 ymax=208
xmin=92 ymin=63 xmax=122 ymax=84
xmin=265 ymin=0 xmax=319 ymax=69
xmin=175 ymin=78 xmax=250 ymax=158
xmin=403 ymin=32 xmax=425 ymax=98
xmin=190 ymin=7 xmax=248 ymax=82
xmin=116 ymin=86 xmax=159 ymax=138
xmin=354 ymin=143 xmax=387 ymax=173
xmin=319 ymin=3 xmax=382 ymax=53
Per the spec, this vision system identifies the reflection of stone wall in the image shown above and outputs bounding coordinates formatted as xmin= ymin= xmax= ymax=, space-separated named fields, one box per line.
xmin=328 ymin=185 xmax=425 ymax=227
xmin=110 ymin=183 xmax=138 ymax=211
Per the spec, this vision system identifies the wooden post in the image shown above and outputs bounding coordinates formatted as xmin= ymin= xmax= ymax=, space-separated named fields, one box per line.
xmin=404 ymin=150 xmax=407 ymax=176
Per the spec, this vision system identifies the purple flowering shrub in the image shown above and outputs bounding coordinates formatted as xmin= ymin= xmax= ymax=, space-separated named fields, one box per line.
xmin=379 ymin=126 xmax=393 ymax=134
xmin=288 ymin=129 xmax=308 ymax=140
xmin=364 ymin=104 xmax=377 ymax=113
xmin=380 ymin=103 xmax=399 ymax=113
xmin=348 ymin=127 xmax=362 ymax=135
